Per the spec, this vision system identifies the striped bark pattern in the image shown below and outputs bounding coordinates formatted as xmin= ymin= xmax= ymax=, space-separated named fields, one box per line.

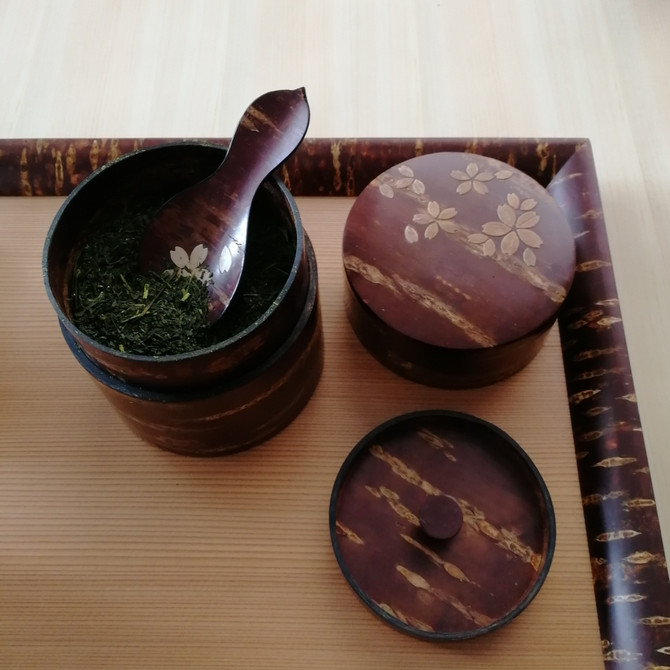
xmin=547 ymin=145 xmax=670 ymax=669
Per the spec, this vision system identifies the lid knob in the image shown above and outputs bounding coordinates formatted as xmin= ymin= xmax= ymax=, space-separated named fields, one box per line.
xmin=419 ymin=495 xmax=463 ymax=541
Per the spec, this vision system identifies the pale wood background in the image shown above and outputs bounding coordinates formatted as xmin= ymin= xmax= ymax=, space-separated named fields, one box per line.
xmin=1 ymin=1 xmax=668 ymax=667
xmin=0 ymin=196 xmax=604 ymax=668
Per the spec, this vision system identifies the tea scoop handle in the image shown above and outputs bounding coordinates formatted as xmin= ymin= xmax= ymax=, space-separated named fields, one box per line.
xmin=139 ymin=87 xmax=310 ymax=323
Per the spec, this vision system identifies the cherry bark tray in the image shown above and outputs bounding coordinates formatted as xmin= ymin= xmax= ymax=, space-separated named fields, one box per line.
xmin=1 ymin=137 xmax=669 ymax=669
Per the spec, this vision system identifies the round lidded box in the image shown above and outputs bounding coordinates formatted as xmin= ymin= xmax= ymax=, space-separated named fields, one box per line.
xmin=343 ymin=152 xmax=576 ymax=388
xmin=329 ymin=410 xmax=556 ymax=641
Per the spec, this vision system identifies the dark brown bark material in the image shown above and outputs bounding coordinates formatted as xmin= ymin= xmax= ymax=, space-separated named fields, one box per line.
xmin=330 ymin=410 xmax=555 ymax=641
xmin=0 ymin=137 xmax=582 ymax=196
xmin=548 ymin=143 xmax=670 ymax=669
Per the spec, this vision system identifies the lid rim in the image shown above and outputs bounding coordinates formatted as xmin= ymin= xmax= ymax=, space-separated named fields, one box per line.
xmin=329 ymin=409 xmax=556 ymax=642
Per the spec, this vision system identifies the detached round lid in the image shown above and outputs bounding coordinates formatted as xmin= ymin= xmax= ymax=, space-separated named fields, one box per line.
xmin=343 ymin=152 xmax=575 ymax=351
xmin=329 ymin=411 xmax=555 ymax=641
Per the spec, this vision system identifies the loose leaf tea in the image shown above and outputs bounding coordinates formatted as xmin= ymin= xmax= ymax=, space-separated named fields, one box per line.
xmin=70 ymin=197 xmax=293 ymax=357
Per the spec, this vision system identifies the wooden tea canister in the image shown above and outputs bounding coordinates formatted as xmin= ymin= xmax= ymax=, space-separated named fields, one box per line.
xmin=44 ymin=142 xmax=311 ymax=392
xmin=342 ymin=152 xmax=576 ymax=387
xmin=58 ymin=237 xmax=323 ymax=458
xmin=43 ymin=141 xmax=325 ymax=456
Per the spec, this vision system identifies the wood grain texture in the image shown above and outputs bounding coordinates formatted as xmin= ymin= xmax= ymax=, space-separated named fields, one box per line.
xmin=1 ymin=196 xmax=603 ymax=669
xmin=2 ymin=1 xmax=670 ymax=667
xmin=3 ymin=136 xmax=669 ymax=667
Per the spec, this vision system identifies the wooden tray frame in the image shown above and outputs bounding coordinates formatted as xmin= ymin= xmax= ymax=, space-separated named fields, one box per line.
xmin=2 ymin=136 xmax=668 ymax=668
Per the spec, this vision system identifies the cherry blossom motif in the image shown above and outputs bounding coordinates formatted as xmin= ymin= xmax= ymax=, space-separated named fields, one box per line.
xmin=404 ymin=200 xmax=457 ymax=244
xmin=219 ymin=246 xmax=233 ymax=274
xmin=395 ymin=164 xmax=426 ymax=194
xmin=379 ymin=164 xmax=426 ymax=199
xmin=450 ymin=162 xmax=514 ymax=195
xmin=467 ymin=193 xmax=542 ymax=266
xmin=379 ymin=183 xmax=395 ymax=199
xmin=404 ymin=226 xmax=420 ymax=244
xmin=169 ymin=243 xmax=213 ymax=284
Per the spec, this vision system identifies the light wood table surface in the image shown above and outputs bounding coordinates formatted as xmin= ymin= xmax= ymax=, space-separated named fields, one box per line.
xmin=1 ymin=1 xmax=669 ymax=668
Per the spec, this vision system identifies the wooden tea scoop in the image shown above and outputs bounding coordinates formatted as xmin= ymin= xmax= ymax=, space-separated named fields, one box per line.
xmin=139 ymin=87 xmax=310 ymax=323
